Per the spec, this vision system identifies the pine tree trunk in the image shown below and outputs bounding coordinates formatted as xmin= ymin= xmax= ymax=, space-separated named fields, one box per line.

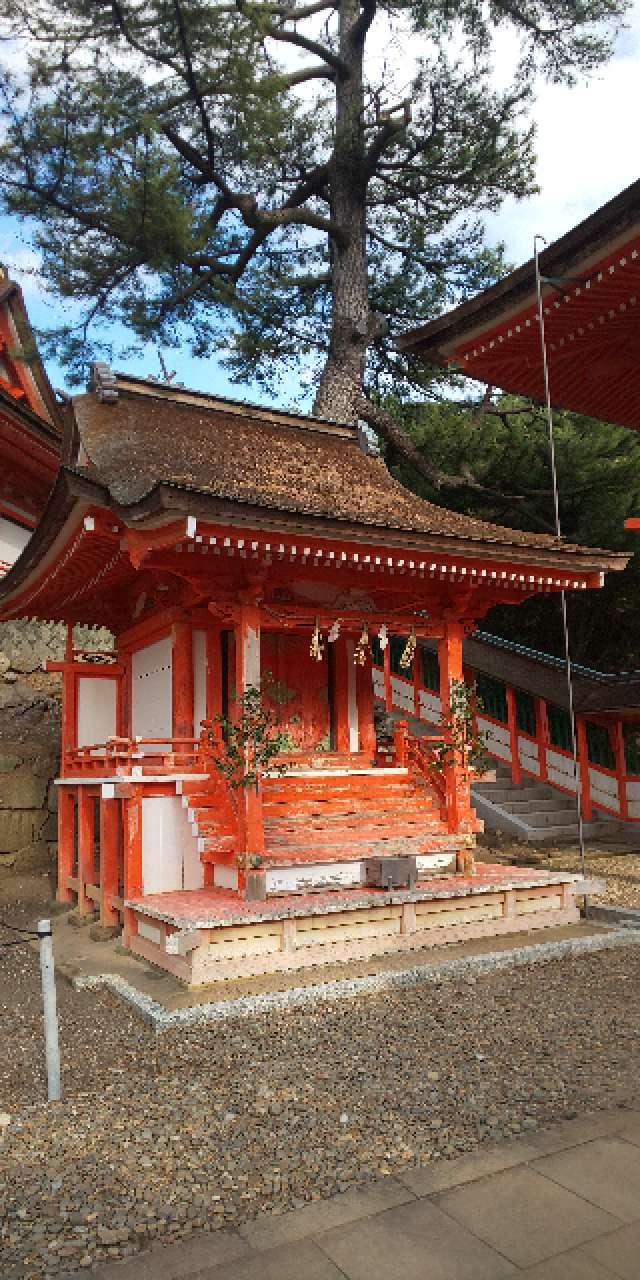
xmin=313 ymin=0 xmax=370 ymax=423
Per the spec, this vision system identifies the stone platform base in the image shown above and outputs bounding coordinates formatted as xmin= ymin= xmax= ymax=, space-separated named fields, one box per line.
xmin=124 ymin=864 xmax=595 ymax=987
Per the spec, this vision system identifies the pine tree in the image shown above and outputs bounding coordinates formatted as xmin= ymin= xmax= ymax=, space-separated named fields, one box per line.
xmin=0 ymin=0 xmax=627 ymax=431
xmin=387 ymin=396 xmax=640 ymax=666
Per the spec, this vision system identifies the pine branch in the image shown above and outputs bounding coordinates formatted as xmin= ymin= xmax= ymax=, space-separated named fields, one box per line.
xmin=354 ymin=392 xmax=560 ymax=511
xmin=261 ymin=20 xmax=349 ymax=78
xmin=365 ymin=115 xmax=408 ymax=177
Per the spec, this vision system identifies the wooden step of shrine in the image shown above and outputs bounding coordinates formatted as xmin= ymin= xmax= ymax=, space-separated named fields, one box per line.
xmin=181 ymin=762 xmax=448 ymax=897
xmin=263 ymin=808 xmax=441 ymax=834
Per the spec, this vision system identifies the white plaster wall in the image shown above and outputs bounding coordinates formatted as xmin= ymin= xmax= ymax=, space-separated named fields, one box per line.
xmin=419 ymin=689 xmax=441 ymax=725
xmin=132 ymin=636 xmax=173 ymax=742
xmin=546 ymin=749 xmax=579 ymax=793
xmin=77 ymin=677 xmax=117 ymax=749
xmin=266 ymin=861 xmax=362 ymax=894
xmin=391 ymin=674 xmax=414 ymax=715
xmin=347 ymin=640 xmax=359 ymax=752
xmin=416 ymin=853 xmax=456 ymax=872
xmin=0 ymin=517 xmax=30 ymax=568
xmin=193 ymin=629 xmax=207 ymax=736
xmin=213 ymin=864 xmax=239 ymax=891
xmin=589 ymin=767 xmax=620 ymax=812
xmin=372 ymin=668 xmax=385 ymax=698
xmin=478 ymin=717 xmax=511 ymax=762
xmin=518 ymin=737 xmax=540 ymax=774
xmin=245 ymin=623 xmax=261 ymax=688
xmin=142 ymin=794 xmax=203 ymax=895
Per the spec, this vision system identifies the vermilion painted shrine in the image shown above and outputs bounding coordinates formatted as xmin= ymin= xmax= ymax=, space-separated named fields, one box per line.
xmin=0 ymin=362 xmax=625 ymax=983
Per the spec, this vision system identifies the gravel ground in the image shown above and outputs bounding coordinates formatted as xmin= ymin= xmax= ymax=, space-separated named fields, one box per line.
xmin=1 ymin=930 xmax=640 ymax=1279
xmin=552 ymin=851 xmax=640 ymax=907
xmin=478 ymin=841 xmax=640 ymax=907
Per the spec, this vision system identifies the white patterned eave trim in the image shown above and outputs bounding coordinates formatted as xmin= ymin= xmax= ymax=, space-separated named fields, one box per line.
xmin=73 ymin=928 xmax=640 ymax=1033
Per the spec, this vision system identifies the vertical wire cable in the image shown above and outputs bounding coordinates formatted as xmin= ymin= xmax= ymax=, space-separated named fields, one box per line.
xmin=533 ymin=236 xmax=588 ymax=903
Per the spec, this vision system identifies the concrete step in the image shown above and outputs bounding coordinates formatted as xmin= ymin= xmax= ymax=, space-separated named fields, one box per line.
xmin=474 ymin=785 xmax=552 ymax=804
xmin=510 ymin=807 xmax=579 ymax=827
xmin=497 ymin=798 xmax=573 ymax=815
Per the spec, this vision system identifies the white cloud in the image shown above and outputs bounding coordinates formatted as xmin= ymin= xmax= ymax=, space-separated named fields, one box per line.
xmin=484 ymin=2 xmax=640 ymax=265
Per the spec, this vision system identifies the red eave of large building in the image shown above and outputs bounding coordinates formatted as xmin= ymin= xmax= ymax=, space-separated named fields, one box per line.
xmin=0 ymin=271 xmax=62 ymax=532
xmin=397 ymin=179 xmax=640 ymax=431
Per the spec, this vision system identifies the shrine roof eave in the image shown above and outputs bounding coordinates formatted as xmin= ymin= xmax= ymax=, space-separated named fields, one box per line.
xmin=0 ymin=467 xmax=108 ymax=603
xmin=141 ymin=481 xmax=625 ymax=576
xmin=0 ymin=467 xmax=627 ymax=624
xmin=397 ymin=177 xmax=640 ymax=362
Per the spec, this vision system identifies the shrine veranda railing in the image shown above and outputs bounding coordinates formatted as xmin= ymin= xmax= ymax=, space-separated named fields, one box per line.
xmin=372 ymin=662 xmax=640 ymax=823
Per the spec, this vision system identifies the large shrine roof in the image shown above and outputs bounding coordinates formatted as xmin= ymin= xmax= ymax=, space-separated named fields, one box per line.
xmin=397 ymin=178 xmax=640 ymax=430
xmin=0 ymin=369 xmax=627 ymax=629
xmin=70 ymin=373 xmax=601 ymax=556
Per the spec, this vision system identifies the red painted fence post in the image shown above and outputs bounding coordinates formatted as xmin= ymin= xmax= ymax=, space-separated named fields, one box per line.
xmin=612 ymin=719 xmax=629 ymax=820
xmin=575 ymin=715 xmax=593 ymax=821
xmin=505 ymin=684 xmax=522 ymax=786
xmin=394 ymin=719 xmax=408 ymax=767
xmin=536 ymin=698 xmax=549 ymax=782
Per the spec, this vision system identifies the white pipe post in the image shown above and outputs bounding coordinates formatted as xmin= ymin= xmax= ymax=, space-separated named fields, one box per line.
xmin=37 ymin=919 xmax=61 ymax=1103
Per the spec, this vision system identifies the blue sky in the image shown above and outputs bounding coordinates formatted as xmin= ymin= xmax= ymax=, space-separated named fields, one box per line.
xmin=2 ymin=1 xmax=639 ymax=409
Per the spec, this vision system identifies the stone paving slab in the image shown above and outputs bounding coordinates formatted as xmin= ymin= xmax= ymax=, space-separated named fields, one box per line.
xmin=519 ymin=1250 xmax=618 ymax=1278
xmin=580 ymin=1219 xmax=640 ymax=1279
xmin=87 ymin=1230 xmax=251 ymax=1280
xmin=313 ymin=1198 xmax=517 ymax=1279
xmin=532 ymin=1136 xmax=640 ymax=1222
xmin=237 ymin=1176 xmax=413 ymax=1250
xmin=397 ymin=1140 xmax=542 ymax=1197
xmin=432 ymin=1165 xmax=621 ymax=1269
xmin=189 ymin=1238 xmax=346 ymax=1280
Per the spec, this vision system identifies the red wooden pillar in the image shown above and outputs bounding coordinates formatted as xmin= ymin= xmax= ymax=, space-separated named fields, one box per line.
xmin=612 ymin=719 xmax=629 ymax=820
xmin=172 ymin=619 xmax=194 ymax=740
xmin=356 ymin=655 xmax=376 ymax=759
xmin=57 ymin=787 xmax=75 ymax=903
xmin=234 ymin=604 xmax=264 ymax=855
xmin=536 ymin=697 xmax=549 ymax=782
xmin=333 ymin=635 xmax=351 ymax=754
xmin=505 ymin=684 xmax=522 ymax=786
xmin=575 ymin=715 xmax=593 ymax=821
xmin=206 ymin=626 xmax=223 ymax=725
xmin=383 ymin=642 xmax=392 ymax=713
xmin=99 ymin=794 xmax=121 ymax=927
xmin=123 ymin=789 xmax=143 ymax=944
xmin=394 ymin=719 xmax=408 ymax=767
xmin=60 ymin=624 xmax=77 ymax=776
xmin=437 ymin=621 xmax=468 ymax=837
xmin=412 ymin=647 xmax=421 ymax=720
xmin=76 ymin=787 xmax=95 ymax=915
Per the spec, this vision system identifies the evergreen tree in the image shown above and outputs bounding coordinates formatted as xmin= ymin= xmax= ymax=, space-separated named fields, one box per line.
xmin=0 ymin=0 xmax=627 ymax=434
xmin=387 ymin=396 xmax=640 ymax=667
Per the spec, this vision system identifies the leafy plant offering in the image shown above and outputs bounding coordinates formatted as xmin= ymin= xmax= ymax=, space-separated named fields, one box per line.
xmin=208 ymin=675 xmax=292 ymax=789
xmin=428 ymin=679 xmax=488 ymax=777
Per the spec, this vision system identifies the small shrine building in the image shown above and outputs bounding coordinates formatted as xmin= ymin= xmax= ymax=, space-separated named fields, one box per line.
xmin=0 ymin=367 xmax=625 ymax=984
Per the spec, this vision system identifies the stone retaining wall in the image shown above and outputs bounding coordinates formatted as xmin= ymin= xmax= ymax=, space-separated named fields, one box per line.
xmin=0 ymin=621 xmax=112 ymax=873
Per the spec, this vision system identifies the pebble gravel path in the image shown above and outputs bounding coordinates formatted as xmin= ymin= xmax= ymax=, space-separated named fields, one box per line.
xmin=1 ymin=937 xmax=640 ymax=1279
xmin=480 ymin=842 xmax=640 ymax=907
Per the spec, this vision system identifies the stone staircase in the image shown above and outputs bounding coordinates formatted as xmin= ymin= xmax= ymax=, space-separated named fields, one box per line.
xmin=179 ymin=766 xmax=462 ymax=896
xmin=471 ymin=763 xmax=634 ymax=844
